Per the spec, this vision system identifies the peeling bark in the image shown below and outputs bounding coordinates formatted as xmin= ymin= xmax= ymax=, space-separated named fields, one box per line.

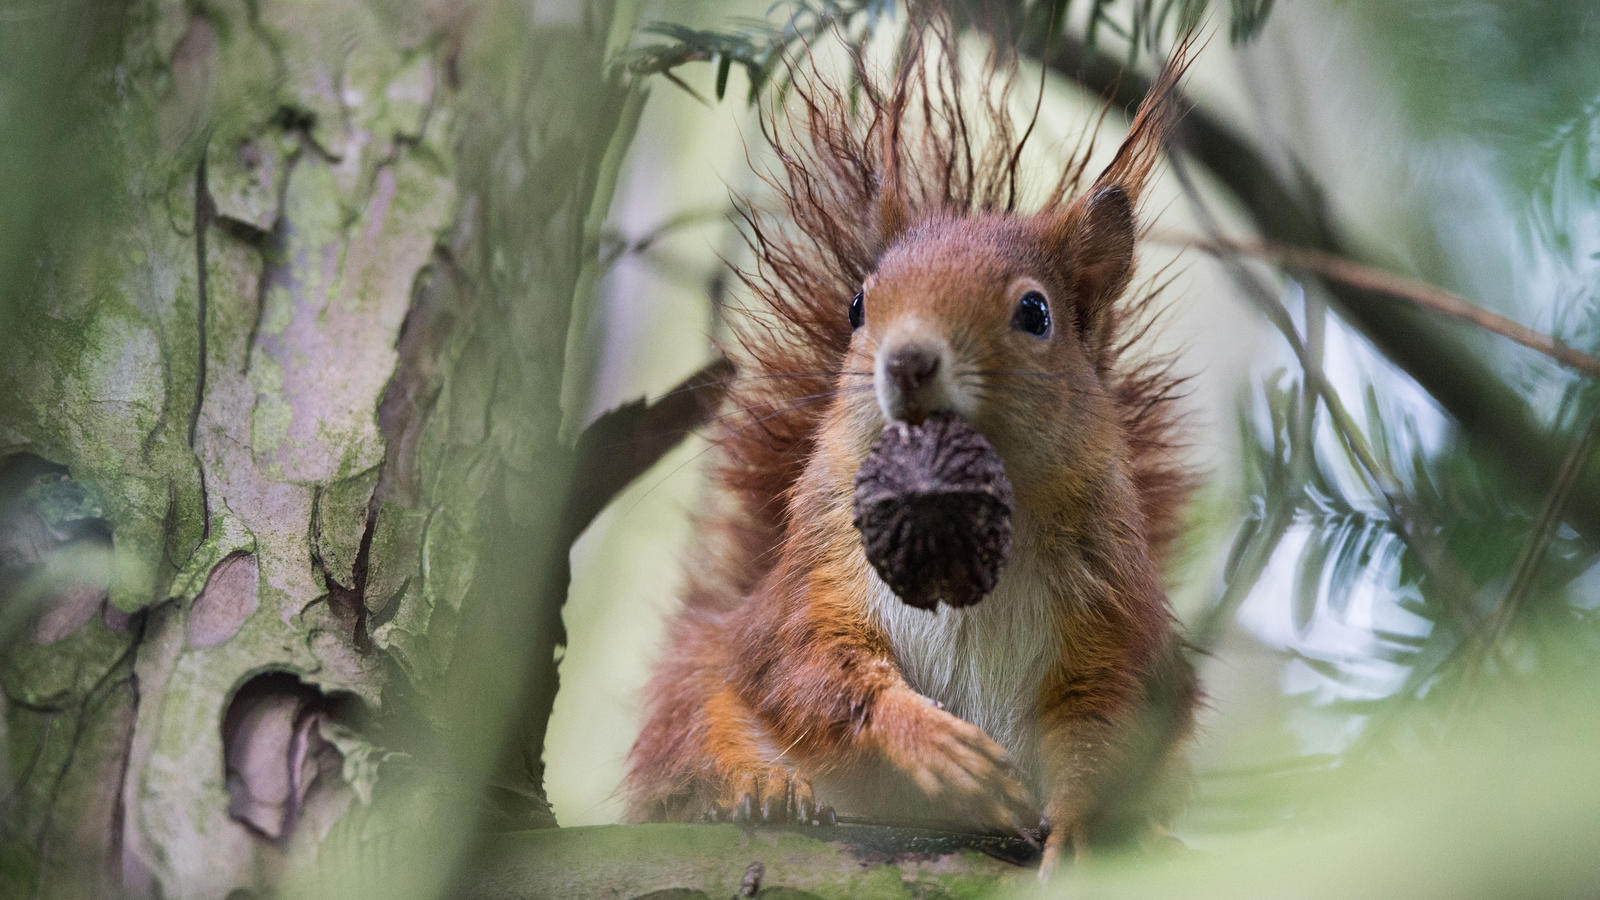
xmin=187 ymin=552 xmax=259 ymax=648
xmin=2 ymin=0 xmax=541 ymax=895
xmin=0 ymin=1 xmax=695 ymax=897
xmin=221 ymin=672 xmax=347 ymax=842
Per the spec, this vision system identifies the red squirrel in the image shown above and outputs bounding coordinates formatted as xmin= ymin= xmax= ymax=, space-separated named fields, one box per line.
xmin=625 ymin=6 xmax=1199 ymax=870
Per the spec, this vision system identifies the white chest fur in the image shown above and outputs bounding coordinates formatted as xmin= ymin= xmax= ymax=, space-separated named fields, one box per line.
xmin=864 ymin=527 xmax=1062 ymax=783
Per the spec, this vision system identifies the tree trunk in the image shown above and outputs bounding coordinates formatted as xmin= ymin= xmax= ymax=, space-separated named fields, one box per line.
xmin=0 ymin=1 xmax=638 ymax=896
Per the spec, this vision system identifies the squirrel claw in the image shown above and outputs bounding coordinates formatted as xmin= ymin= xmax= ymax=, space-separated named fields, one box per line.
xmin=719 ymin=767 xmax=826 ymax=826
xmin=791 ymin=774 xmax=835 ymax=826
xmin=792 ymin=787 xmax=836 ymax=826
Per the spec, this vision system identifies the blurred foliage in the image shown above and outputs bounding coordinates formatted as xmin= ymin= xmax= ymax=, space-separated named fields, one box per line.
xmin=1226 ymin=0 xmax=1599 ymax=725
xmin=622 ymin=0 xmax=1271 ymax=103
xmin=1231 ymin=342 xmax=1600 ymax=755
xmin=0 ymin=0 xmax=126 ymax=341
xmin=623 ymin=0 xmax=896 ymax=102
xmin=1348 ymin=1 xmax=1600 ymax=189
xmin=1342 ymin=1 xmax=1600 ymax=382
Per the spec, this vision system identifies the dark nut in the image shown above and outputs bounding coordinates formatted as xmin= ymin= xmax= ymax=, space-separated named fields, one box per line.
xmin=852 ymin=415 xmax=1013 ymax=609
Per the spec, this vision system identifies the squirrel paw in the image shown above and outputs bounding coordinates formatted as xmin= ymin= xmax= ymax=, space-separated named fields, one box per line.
xmin=877 ymin=689 xmax=1038 ymax=833
xmin=704 ymin=767 xmax=836 ymax=826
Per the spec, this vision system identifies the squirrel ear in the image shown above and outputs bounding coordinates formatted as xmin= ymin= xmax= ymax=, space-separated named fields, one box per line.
xmin=1072 ymin=184 xmax=1136 ymax=307
xmin=1053 ymin=184 xmax=1135 ymax=355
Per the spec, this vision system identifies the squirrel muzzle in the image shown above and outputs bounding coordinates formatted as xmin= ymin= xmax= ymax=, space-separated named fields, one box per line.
xmin=875 ymin=325 xmax=964 ymax=426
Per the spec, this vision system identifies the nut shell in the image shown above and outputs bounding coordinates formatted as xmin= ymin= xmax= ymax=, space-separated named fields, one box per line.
xmin=852 ymin=415 xmax=1014 ymax=609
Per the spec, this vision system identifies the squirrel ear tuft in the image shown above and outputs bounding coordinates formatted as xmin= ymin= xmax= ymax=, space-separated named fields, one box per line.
xmin=874 ymin=26 xmax=926 ymax=247
xmin=877 ymin=179 xmax=914 ymax=244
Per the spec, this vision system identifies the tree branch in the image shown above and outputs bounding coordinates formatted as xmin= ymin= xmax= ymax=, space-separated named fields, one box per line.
xmin=1161 ymin=233 xmax=1600 ymax=381
xmin=562 ymin=356 xmax=734 ymax=549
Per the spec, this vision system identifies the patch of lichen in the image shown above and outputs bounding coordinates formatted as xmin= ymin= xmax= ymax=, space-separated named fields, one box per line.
xmin=312 ymin=466 xmax=380 ymax=590
xmin=373 ymin=491 xmax=474 ymax=692
xmin=0 ymin=195 xmax=206 ymax=612
xmin=1 ymin=600 xmax=130 ymax=711
xmin=361 ymin=500 xmax=423 ymax=620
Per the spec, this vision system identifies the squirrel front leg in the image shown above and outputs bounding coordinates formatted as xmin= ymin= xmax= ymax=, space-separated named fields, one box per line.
xmin=1035 ymin=655 xmax=1146 ymax=876
xmin=735 ymin=573 xmax=1037 ymax=832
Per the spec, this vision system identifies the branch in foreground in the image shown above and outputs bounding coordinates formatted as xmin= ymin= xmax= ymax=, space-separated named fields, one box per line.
xmin=468 ymin=822 xmax=1035 ymax=898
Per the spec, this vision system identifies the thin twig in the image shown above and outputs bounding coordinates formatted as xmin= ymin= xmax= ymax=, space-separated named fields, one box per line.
xmin=1155 ymin=231 xmax=1600 ymax=381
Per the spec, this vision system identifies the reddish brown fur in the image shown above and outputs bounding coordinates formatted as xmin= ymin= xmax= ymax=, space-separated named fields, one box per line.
xmin=626 ymin=3 xmax=1199 ymax=868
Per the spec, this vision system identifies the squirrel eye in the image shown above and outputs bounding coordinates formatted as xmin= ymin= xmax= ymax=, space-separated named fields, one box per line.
xmin=849 ymin=291 xmax=865 ymax=330
xmin=1012 ymin=290 xmax=1051 ymax=337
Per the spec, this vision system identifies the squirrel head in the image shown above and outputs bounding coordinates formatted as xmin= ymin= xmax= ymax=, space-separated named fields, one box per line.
xmin=837 ymin=182 xmax=1136 ymax=496
xmin=737 ymin=13 xmax=1194 ymax=543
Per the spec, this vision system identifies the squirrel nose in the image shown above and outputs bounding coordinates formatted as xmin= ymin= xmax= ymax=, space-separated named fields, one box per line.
xmin=886 ymin=345 xmax=940 ymax=395
xmin=878 ymin=341 xmax=951 ymax=424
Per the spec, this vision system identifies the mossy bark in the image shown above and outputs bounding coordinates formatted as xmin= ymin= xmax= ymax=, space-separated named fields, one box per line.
xmin=0 ymin=1 xmax=637 ymax=896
